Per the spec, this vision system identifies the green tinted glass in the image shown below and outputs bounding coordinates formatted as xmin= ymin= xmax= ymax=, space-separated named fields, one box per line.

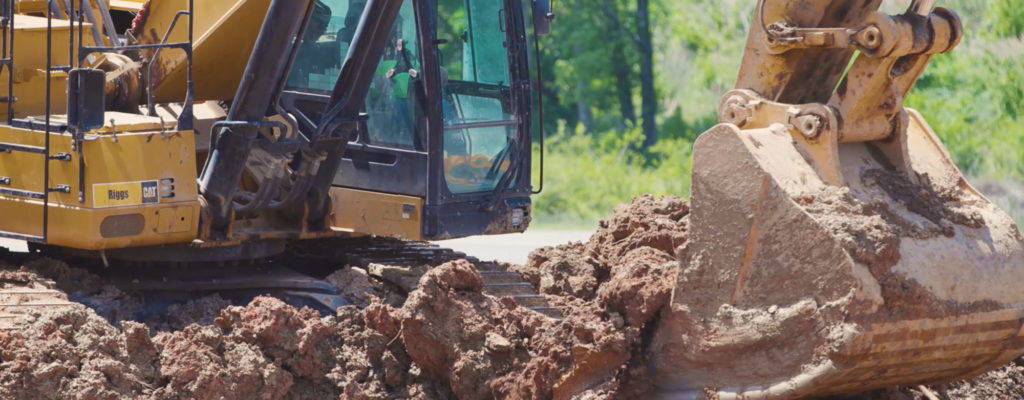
xmin=287 ymin=0 xmax=421 ymax=149
xmin=438 ymin=0 xmax=516 ymax=194
xmin=286 ymin=0 xmax=364 ymax=92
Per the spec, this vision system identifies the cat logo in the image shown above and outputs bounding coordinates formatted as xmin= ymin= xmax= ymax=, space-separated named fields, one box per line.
xmin=93 ymin=180 xmax=160 ymax=208
xmin=141 ymin=181 xmax=159 ymax=204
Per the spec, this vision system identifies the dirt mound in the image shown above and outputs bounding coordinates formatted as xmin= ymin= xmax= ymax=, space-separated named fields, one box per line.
xmin=147 ymin=294 xmax=231 ymax=332
xmin=0 ymin=283 xmax=440 ymax=400
xmin=512 ymin=194 xmax=690 ymax=395
xmin=0 ymin=304 xmax=151 ymax=399
xmin=3 ymin=193 xmax=1023 ymax=399
xmin=516 ymin=195 xmax=685 ymax=328
xmin=0 ymin=194 xmax=690 ymax=399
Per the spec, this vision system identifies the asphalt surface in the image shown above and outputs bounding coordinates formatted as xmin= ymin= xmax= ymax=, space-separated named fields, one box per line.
xmin=433 ymin=230 xmax=593 ymax=265
xmin=0 ymin=239 xmax=26 ymax=253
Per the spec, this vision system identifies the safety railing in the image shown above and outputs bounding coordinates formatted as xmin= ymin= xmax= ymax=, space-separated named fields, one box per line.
xmin=0 ymin=0 xmax=194 ymax=244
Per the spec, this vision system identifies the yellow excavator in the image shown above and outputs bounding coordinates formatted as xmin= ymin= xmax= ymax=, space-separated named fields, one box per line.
xmin=0 ymin=0 xmax=1021 ymax=398
xmin=0 ymin=0 xmax=539 ymax=258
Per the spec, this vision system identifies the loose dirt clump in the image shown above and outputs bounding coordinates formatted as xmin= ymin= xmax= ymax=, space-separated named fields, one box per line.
xmin=147 ymin=294 xmax=231 ymax=332
xmin=512 ymin=194 xmax=690 ymax=396
xmin=325 ymin=267 xmax=380 ymax=308
xmin=801 ymin=175 xmax=1002 ymax=320
xmin=0 ymin=287 xmax=444 ymax=399
xmin=0 ymin=304 xmax=152 ymax=400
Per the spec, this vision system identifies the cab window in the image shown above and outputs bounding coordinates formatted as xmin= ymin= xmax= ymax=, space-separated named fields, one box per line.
xmin=437 ymin=0 xmax=516 ymax=194
xmin=286 ymin=0 xmax=364 ymax=92
xmin=287 ymin=0 xmax=422 ymax=150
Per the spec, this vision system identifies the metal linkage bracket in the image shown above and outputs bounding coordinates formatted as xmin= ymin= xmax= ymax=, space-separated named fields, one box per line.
xmin=719 ymin=87 xmax=918 ymax=188
xmin=731 ymin=2 xmax=963 ymax=187
xmin=720 ymin=89 xmax=845 ymax=186
xmin=760 ymin=1 xmax=961 ymax=59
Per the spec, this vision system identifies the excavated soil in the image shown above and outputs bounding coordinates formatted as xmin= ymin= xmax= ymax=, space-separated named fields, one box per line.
xmin=800 ymin=169 xmax=1002 ymax=321
xmin=1 ymin=194 xmax=1023 ymax=399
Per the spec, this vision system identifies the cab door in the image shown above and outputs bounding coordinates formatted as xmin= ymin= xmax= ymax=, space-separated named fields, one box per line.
xmin=282 ymin=0 xmax=429 ymax=198
xmin=280 ymin=0 xmax=533 ymax=239
xmin=425 ymin=0 xmax=534 ymax=238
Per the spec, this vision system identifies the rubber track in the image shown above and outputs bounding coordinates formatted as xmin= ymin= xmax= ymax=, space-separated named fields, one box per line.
xmin=0 ymin=273 xmax=75 ymax=331
xmin=0 ymin=237 xmax=558 ymax=330
xmin=312 ymin=237 xmax=560 ymax=318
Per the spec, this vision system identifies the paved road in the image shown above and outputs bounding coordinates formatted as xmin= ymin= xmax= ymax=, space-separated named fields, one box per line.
xmin=432 ymin=230 xmax=593 ymax=265
xmin=0 ymin=230 xmax=593 ymax=266
xmin=0 ymin=238 xmax=26 ymax=253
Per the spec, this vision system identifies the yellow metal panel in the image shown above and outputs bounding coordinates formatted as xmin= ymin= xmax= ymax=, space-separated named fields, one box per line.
xmin=156 ymin=205 xmax=192 ymax=234
xmin=44 ymin=111 xmax=178 ymax=134
xmin=0 ymin=195 xmax=198 ymax=249
xmin=136 ymin=0 xmax=273 ymax=103
xmin=2 ymin=69 xmax=67 ymax=119
xmin=330 ymin=187 xmax=424 ymax=241
xmin=0 ymin=15 xmax=99 ymax=119
xmin=0 ymin=125 xmax=198 ymax=207
xmin=11 ymin=15 xmax=94 ymax=68
xmin=16 ymin=0 xmax=108 ymax=23
xmin=108 ymin=0 xmax=142 ymax=12
xmin=0 ymin=123 xmax=200 ymax=250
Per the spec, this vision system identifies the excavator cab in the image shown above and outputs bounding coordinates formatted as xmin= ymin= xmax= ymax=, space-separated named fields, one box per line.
xmin=280 ymin=0 xmax=535 ymax=240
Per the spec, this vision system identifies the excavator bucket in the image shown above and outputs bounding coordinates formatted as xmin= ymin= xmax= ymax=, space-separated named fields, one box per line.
xmin=650 ymin=1 xmax=1024 ymax=398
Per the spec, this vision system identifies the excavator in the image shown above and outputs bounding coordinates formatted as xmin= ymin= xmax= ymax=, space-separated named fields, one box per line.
xmin=0 ymin=0 xmax=1021 ymax=398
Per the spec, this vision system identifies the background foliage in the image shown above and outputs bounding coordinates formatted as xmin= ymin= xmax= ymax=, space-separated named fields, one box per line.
xmin=528 ymin=0 xmax=1024 ymax=227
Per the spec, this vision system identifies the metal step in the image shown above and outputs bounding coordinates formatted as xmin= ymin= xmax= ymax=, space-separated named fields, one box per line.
xmin=479 ymin=270 xmax=529 ymax=284
xmin=484 ymin=282 xmax=540 ymax=297
xmin=506 ymin=294 xmax=549 ymax=308
xmin=0 ymin=187 xmax=44 ymax=200
xmin=529 ymin=307 xmax=563 ymax=320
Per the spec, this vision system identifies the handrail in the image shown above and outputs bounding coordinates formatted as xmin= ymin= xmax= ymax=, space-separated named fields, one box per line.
xmin=4 ymin=0 xmax=13 ymax=125
xmin=76 ymin=5 xmax=195 ymax=127
xmin=140 ymin=10 xmax=190 ymax=116
xmin=43 ymin=0 xmax=53 ymax=241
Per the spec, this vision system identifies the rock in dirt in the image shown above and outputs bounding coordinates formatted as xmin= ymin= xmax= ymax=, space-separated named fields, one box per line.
xmin=325 ymin=267 xmax=379 ymax=308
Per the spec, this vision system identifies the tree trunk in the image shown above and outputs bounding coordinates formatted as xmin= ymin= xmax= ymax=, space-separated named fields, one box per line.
xmin=637 ymin=0 xmax=657 ymax=147
xmin=573 ymin=44 xmax=594 ymax=133
xmin=577 ymin=86 xmax=595 ymax=133
xmin=601 ymin=0 xmax=636 ymax=128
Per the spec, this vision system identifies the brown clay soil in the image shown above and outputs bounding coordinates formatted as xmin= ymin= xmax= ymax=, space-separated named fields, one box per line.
xmin=0 ymin=195 xmax=1022 ymax=399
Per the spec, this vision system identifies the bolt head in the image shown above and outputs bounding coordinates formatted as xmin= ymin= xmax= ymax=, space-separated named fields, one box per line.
xmin=795 ymin=114 xmax=824 ymax=139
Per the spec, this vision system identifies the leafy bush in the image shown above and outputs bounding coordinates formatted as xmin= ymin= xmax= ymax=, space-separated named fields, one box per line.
xmin=531 ymin=123 xmax=692 ymax=227
xmin=987 ymin=0 xmax=1024 ymax=38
